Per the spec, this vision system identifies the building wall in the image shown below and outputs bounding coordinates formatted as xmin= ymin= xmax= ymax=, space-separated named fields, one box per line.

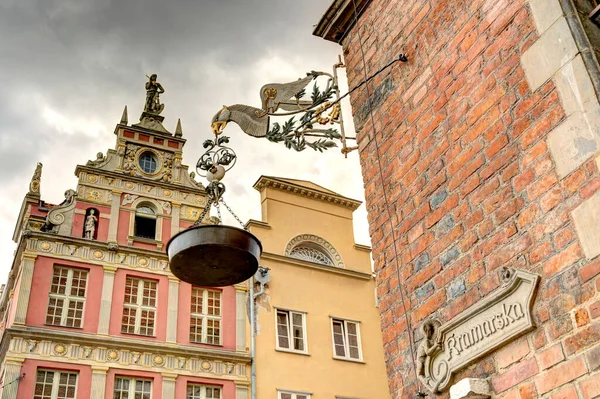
xmin=323 ymin=0 xmax=600 ymax=398
xmin=0 ymin=122 xmax=250 ymax=399
xmin=249 ymin=177 xmax=391 ymax=399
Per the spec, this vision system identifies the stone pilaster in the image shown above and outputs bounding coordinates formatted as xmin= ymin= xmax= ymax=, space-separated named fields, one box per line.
xmin=171 ymin=202 xmax=181 ymax=236
xmin=1 ymin=358 xmax=24 ymax=399
xmin=97 ymin=265 xmax=117 ymax=335
xmin=235 ymin=287 xmax=247 ymax=351
xmin=166 ymin=277 xmax=180 ymax=343
xmin=235 ymin=384 xmax=249 ymax=399
xmin=107 ymin=190 xmax=122 ymax=242
xmin=161 ymin=373 xmax=177 ymax=399
xmin=13 ymin=254 xmax=36 ymax=325
xmin=90 ymin=366 xmax=109 ymax=399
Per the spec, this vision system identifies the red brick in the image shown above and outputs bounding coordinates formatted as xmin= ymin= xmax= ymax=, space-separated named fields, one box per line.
xmin=580 ymin=259 xmax=600 ymax=283
xmin=514 ymin=168 xmax=534 ymax=192
xmin=496 ymin=338 xmax=530 ymax=369
xmin=518 ymin=382 xmax=537 ymax=399
xmin=563 ymin=167 xmax=588 ymax=194
xmin=590 ymin=300 xmax=600 ymax=319
xmin=581 ymin=177 xmax=600 ymax=199
xmin=575 ymin=308 xmax=591 ymax=327
xmin=580 ymin=373 xmax=600 ymax=399
xmin=535 ymin=356 xmax=588 ymax=394
xmin=550 ymin=385 xmax=578 ymax=399
xmin=517 ymin=203 xmax=538 ymax=228
xmin=543 ymin=243 xmax=582 ymax=277
xmin=492 ymin=358 xmax=538 ymax=393
xmin=529 ymin=241 xmax=553 ymax=264
xmin=537 ymin=343 xmax=565 ymax=370
xmin=527 ymin=173 xmax=558 ymax=201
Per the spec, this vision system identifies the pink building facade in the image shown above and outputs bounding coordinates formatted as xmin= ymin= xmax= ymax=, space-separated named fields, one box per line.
xmin=0 ymin=107 xmax=250 ymax=399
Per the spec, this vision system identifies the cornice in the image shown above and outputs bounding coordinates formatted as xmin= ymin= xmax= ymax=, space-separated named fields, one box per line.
xmin=253 ymin=176 xmax=362 ymax=210
xmin=114 ymin=123 xmax=187 ymax=144
xmin=75 ymin=165 xmax=205 ymax=195
xmin=1 ymin=327 xmax=250 ymax=381
xmin=313 ymin=0 xmax=372 ymax=43
xmin=3 ymin=326 xmax=250 ymax=363
xmin=245 ymin=219 xmax=271 ymax=230
xmin=260 ymin=252 xmax=372 ymax=280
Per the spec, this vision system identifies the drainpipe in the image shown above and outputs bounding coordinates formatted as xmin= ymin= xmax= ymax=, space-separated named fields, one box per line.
xmin=250 ymin=267 xmax=270 ymax=399
xmin=558 ymin=0 xmax=600 ymax=98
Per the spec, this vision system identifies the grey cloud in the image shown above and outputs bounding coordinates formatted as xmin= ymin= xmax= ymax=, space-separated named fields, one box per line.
xmin=0 ymin=0 xmax=371 ymax=277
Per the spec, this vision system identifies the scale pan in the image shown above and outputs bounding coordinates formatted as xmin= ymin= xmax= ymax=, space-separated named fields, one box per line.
xmin=166 ymin=225 xmax=262 ymax=287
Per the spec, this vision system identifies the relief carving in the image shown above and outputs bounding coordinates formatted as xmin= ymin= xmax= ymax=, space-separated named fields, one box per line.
xmin=46 ymin=189 xmax=77 ymax=236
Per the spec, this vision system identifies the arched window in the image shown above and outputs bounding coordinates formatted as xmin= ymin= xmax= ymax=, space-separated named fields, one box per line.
xmin=289 ymin=243 xmax=335 ymax=266
xmin=284 ymin=234 xmax=344 ymax=268
xmin=134 ymin=203 xmax=157 ymax=239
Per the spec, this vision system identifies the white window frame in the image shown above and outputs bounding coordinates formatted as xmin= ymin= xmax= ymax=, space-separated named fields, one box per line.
xmin=275 ymin=308 xmax=308 ymax=354
xmin=121 ymin=277 xmax=157 ymax=336
xmin=113 ymin=376 xmax=152 ymax=399
xmin=189 ymin=288 xmax=222 ymax=345
xmin=186 ymin=383 xmax=222 ymax=399
xmin=45 ymin=266 xmax=88 ymax=328
xmin=277 ymin=390 xmax=311 ymax=399
xmin=330 ymin=318 xmax=363 ymax=361
xmin=34 ymin=369 xmax=78 ymax=399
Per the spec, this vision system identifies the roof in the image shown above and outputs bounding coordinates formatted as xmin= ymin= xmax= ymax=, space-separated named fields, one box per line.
xmin=312 ymin=0 xmax=372 ymax=43
xmin=253 ymin=175 xmax=362 ymax=210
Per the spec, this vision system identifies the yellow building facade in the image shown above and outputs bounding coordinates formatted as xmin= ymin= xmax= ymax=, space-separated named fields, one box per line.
xmin=247 ymin=176 xmax=391 ymax=399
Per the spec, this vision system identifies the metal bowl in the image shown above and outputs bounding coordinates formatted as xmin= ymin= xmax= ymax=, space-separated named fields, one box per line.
xmin=166 ymin=225 xmax=262 ymax=287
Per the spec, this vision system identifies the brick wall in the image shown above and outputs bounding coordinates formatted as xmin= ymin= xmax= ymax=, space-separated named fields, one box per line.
xmin=338 ymin=0 xmax=600 ymax=397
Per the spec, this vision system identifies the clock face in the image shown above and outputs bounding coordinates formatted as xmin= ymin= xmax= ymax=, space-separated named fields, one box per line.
xmin=139 ymin=152 xmax=158 ymax=174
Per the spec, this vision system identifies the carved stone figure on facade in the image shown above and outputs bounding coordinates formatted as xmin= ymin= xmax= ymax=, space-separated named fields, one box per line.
xmin=86 ymin=152 xmax=106 ymax=167
xmin=29 ymin=162 xmax=42 ymax=195
xmin=84 ymin=209 xmax=98 ymax=239
xmin=417 ymin=320 xmax=441 ymax=377
xmin=144 ymin=74 xmax=165 ymax=115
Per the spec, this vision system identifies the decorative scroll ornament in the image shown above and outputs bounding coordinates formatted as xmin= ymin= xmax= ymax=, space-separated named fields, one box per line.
xmin=45 ymin=189 xmax=77 ymax=233
xmin=210 ymin=54 xmax=407 ymax=155
xmin=29 ymin=162 xmax=42 ymax=195
xmin=418 ymin=268 xmax=540 ymax=394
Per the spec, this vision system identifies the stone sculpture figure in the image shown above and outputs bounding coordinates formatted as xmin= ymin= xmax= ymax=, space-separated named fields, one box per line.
xmin=84 ymin=210 xmax=98 ymax=239
xmin=145 ymin=74 xmax=165 ymax=115
xmin=417 ymin=321 xmax=440 ymax=375
xmin=417 ymin=320 xmax=442 ymax=392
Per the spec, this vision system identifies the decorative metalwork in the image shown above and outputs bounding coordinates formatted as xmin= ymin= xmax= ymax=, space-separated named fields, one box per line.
xmin=210 ymin=53 xmax=408 ymax=155
xmin=289 ymin=245 xmax=335 ymax=266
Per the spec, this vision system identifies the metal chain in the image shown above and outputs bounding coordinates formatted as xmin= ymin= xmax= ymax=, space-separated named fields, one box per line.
xmin=192 ymin=197 xmax=213 ymax=227
xmin=215 ymin=202 xmax=223 ymax=224
xmin=221 ymin=198 xmax=247 ymax=230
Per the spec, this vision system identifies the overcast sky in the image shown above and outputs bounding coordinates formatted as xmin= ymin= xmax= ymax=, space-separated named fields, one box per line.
xmin=0 ymin=0 xmax=370 ymax=280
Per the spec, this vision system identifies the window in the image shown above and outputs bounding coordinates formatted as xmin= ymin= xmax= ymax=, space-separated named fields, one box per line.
xmin=134 ymin=203 xmax=157 ymax=239
xmin=34 ymin=369 xmax=78 ymax=399
xmin=190 ymin=288 xmax=222 ymax=345
xmin=187 ymin=383 xmax=221 ymax=399
xmin=121 ymin=277 xmax=157 ymax=336
xmin=288 ymin=243 xmax=334 ymax=266
xmin=113 ymin=377 xmax=151 ymax=399
xmin=138 ymin=152 xmax=158 ymax=174
xmin=45 ymin=266 xmax=88 ymax=328
xmin=276 ymin=309 xmax=307 ymax=353
xmin=331 ymin=319 xmax=362 ymax=361
xmin=278 ymin=391 xmax=310 ymax=399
